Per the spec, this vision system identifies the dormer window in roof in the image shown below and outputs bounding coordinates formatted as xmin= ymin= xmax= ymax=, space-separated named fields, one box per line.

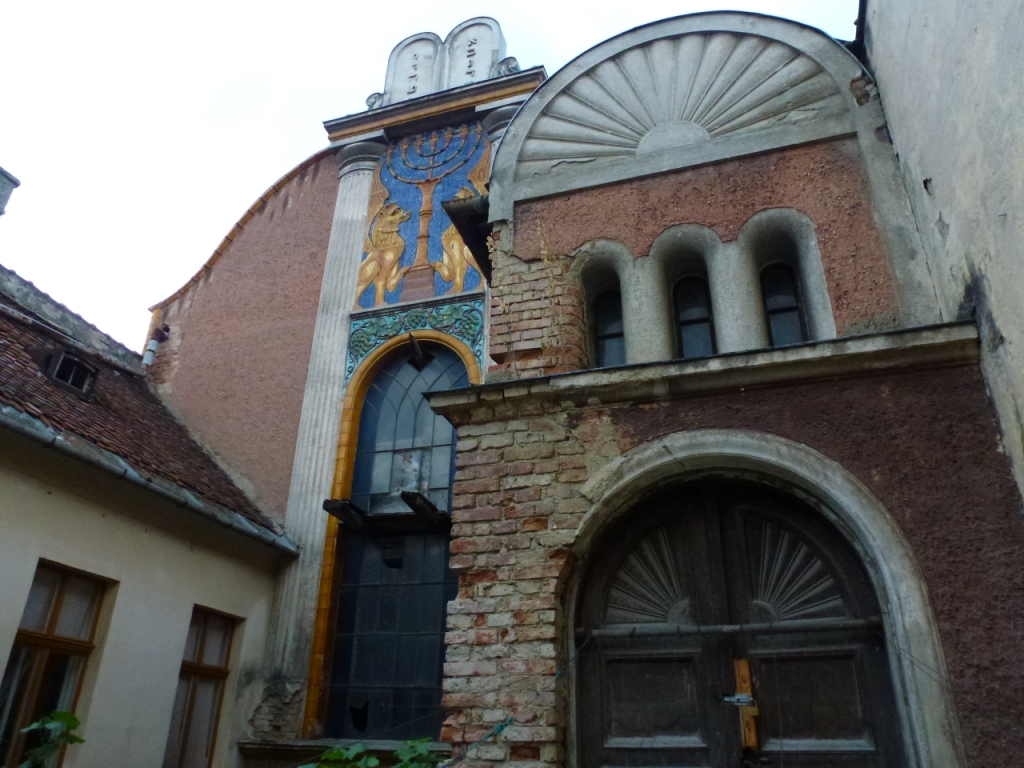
xmin=49 ymin=351 xmax=97 ymax=396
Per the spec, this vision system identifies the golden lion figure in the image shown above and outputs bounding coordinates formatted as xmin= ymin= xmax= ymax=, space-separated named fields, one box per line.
xmin=355 ymin=201 xmax=411 ymax=307
xmin=434 ymin=223 xmax=483 ymax=295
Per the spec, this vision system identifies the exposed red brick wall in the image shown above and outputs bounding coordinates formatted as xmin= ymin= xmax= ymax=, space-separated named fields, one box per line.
xmin=441 ymin=362 xmax=1024 ymax=768
xmin=511 ymin=138 xmax=901 ymax=341
xmin=150 ymin=155 xmax=338 ymax=520
xmin=488 ymin=240 xmax=589 ymax=378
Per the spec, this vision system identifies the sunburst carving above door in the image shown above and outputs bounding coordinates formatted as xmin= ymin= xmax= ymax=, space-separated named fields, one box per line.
xmin=516 ymin=32 xmax=845 ymax=179
xmin=747 ymin=518 xmax=847 ymax=622
xmin=606 ymin=526 xmax=692 ymax=624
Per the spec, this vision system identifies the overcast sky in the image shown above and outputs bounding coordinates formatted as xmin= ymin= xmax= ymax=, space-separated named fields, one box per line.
xmin=0 ymin=1 xmax=857 ymax=350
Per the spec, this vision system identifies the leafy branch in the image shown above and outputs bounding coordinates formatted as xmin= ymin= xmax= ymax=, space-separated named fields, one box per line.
xmin=300 ymin=738 xmax=444 ymax=768
xmin=19 ymin=711 xmax=84 ymax=768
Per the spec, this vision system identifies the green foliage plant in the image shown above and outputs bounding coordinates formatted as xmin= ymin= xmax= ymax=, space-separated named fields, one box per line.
xmin=301 ymin=738 xmax=445 ymax=768
xmin=19 ymin=711 xmax=84 ymax=768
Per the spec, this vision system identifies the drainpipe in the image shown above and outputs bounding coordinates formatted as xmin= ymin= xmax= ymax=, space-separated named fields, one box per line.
xmin=142 ymin=324 xmax=170 ymax=367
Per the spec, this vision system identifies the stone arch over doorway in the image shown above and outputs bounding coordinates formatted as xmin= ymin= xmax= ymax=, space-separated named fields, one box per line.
xmin=564 ymin=429 xmax=965 ymax=768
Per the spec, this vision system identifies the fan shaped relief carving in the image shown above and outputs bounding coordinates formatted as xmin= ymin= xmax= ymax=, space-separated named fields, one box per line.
xmin=747 ymin=518 xmax=848 ymax=622
xmin=605 ymin=526 xmax=694 ymax=625
xmin=516 ymin=31 xmax=845 ymax=179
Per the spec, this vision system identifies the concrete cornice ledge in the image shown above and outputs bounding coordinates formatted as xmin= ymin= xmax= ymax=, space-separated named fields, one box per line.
xmin=427 ymin=323 xmax=978 ymax=418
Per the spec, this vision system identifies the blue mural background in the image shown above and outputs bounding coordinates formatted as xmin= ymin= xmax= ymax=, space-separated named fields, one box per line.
xmin=355 ymin=124 xmax=487 ymax=309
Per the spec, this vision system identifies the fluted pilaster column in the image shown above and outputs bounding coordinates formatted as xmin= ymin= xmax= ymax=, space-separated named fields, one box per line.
xmin=255 ymin=141 xmax=386 ymax=737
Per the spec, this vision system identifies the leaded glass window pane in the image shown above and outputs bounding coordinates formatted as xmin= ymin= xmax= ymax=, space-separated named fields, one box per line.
xmin=351 ymin=346 xmax=468 ymax=516
xmin=328 ymin=343 xmax=465 ymax=740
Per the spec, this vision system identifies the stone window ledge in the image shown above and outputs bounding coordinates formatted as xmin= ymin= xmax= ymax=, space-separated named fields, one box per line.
xmin=428 ymin=322 xmax=978 ymax=418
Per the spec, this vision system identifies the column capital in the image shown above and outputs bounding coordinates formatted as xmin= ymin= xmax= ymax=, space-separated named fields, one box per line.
xmin=481 ymin=105 xmax=520 ymax=143
xmin=335 ymin=140 xmax=389 ymax=176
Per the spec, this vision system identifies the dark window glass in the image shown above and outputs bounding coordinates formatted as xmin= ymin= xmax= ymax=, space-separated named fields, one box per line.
xmin=327 ymin=344 xmax=466 ymax=740
xmin=326 ymin=531 xmax=457 ymax=740
xmin=761 ymin=263 xmax=807 ymax=347
xmin=673 ymin=277 xmax=715 ymax=359
xmin=594 ymin=292 xmax=625 ymax=368
xmin=52 ymin=355 xmax=94 ymax=393
xmin=351 ymin=347 xmax=468 ymax=516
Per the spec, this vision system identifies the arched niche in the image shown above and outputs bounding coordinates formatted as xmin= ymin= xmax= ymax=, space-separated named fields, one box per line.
xmin=573 ymin=240 xmax=676 ymax=366
xmin=490 ymin=12 xmax=870 ymax=220
xmin=648 ymin=225 xmax=723 ymax=357
xmin=738 ymin=208 xmax=837 ymax=342
xmin=564 ymin=430 xmax=966 ymax=768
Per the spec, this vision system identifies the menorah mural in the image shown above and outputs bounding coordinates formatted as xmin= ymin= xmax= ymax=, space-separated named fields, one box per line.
xmin=355 ymin=123 xmax=489 ymax=309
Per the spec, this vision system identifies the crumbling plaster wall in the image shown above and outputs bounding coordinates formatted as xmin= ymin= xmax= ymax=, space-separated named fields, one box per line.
xmin=865 ymin=0 xmax=1024 ymax=503
xmin=490 ymin=139 xmax=903 ymax=379
xmin=437 ymin=361 xmax=1024 ymax=768
xmin=149 ymin=154 xmax=339 ymax=520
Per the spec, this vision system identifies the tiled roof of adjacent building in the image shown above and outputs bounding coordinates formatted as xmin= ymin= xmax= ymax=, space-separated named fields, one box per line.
xmin=0 ymin=265 xmax=288 ymax=545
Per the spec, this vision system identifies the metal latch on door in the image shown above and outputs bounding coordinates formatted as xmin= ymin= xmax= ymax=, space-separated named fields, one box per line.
xmin=723 ymin=693 xmax=756 ymax=708
xmin=727 ymin=659 xmax=766 ymax=766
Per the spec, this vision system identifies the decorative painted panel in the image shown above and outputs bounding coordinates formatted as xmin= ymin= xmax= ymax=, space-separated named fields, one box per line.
xmin=354 ymin=124 xmax=489 ymax=310
xmin=346 ymin=296 xmax=485 ymax=380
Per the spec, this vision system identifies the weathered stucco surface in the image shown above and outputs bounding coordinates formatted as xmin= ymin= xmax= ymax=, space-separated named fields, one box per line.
xmin=438 ymin=360 xmax=1024 ymax=768
xmin=866 ymin=0 xmax=1024 ymax=499
xmin=150 ymin=154 xmax=339 ymax=519
xmin=513 ymin=138 xmax=902 ymax=336
xmin=0 ymin=431 xmax=281 ymax=768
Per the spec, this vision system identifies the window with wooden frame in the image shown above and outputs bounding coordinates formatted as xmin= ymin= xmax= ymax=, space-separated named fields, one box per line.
xmin=0 ymin=563 xmax=105 ymax=768
xmin=162 ymin=608 xmax=235 ymax=768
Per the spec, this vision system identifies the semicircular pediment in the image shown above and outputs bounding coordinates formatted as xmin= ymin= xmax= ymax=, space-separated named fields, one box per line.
xmin=515 ymin=30 xmax=845 ymax=180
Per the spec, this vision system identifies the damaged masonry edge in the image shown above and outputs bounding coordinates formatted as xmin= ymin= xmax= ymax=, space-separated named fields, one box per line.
xmin=0 ymin=403 xmax=299 ymax=558
xmin=426 ymin=322 xmax=980 ymax=414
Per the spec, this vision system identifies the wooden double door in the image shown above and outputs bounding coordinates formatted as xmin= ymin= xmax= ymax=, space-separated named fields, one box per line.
xmin=578 ymin=481 xmax=905 ymax=768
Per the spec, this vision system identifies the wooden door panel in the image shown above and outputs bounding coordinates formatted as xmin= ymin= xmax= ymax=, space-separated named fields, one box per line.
xmin=604 ymin=656 xmax=706 ymax=748
xmin=583 ymin=639 xmax=735 ymax=768
xmin=754 ymin=651 xmax=872 ymax=746
xmin=578 ymin=482 xmax=904 ymax=768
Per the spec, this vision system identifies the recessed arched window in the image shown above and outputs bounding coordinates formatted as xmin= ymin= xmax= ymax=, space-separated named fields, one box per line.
xmin=350 ymin=345 xmax=468 ymax=515
xmin=593 ymin=292 xmax=625 ymax=368
xmin=760 ymin=263 xmax=807 ymax=347
xmin=326 ymin=343 xmax=465 ymax=740
xmin=673 ymin=277 xmax=715 ymax=359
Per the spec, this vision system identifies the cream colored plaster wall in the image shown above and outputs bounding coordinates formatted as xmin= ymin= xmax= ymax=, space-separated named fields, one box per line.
xmin=865 ymin=0 xmax=1024 ymax=502
xmin=0 ymin=457 xmax=280 ymax=768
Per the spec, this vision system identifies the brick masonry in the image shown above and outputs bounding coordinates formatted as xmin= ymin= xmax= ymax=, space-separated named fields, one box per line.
xmin=487 ymin=138 xmax=904 ymax=380
xmin=149 ymin=153 xmax=340 ymax=519
xmin=436 ymin=361 xmax=1024 ymax=768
